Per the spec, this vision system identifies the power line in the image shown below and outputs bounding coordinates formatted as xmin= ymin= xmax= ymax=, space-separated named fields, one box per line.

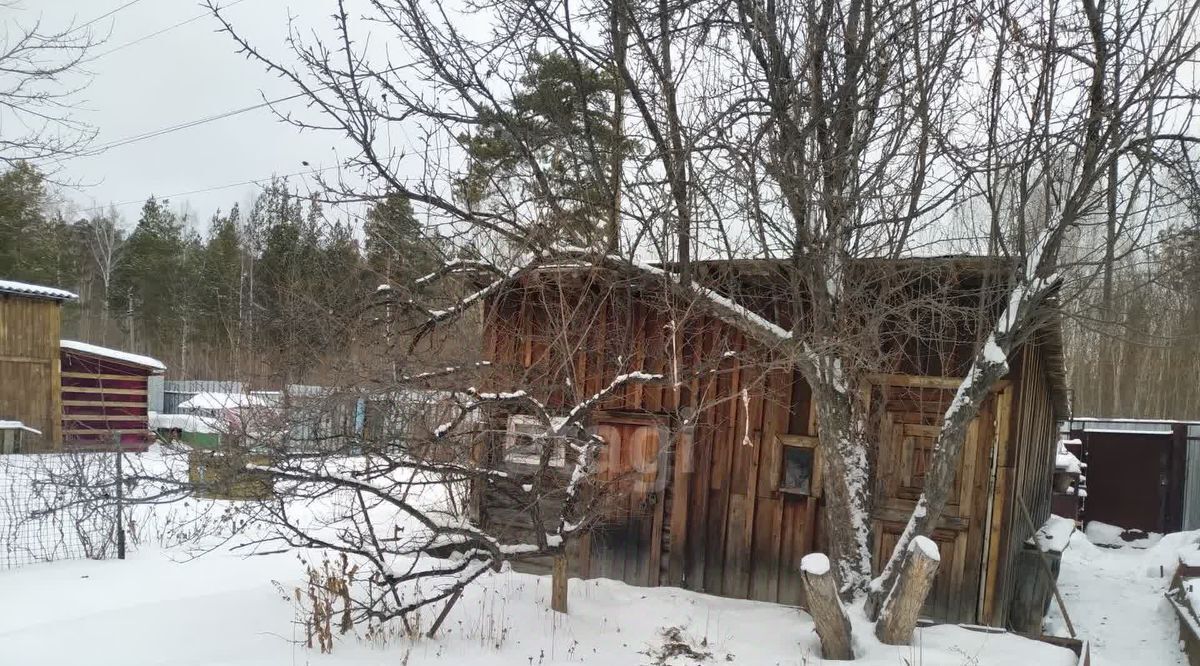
xmin=75 ymin=0 xmax=147 ymax=32
xmin=73 ymin=61 xmax=415 ymax=158
xmin=75 ymin=165 xmax=341 ymax=215
xmin=84 ymin=0 xmax=249 ymax=62
xmin=78 ymin=93 xmax=306 ymax=157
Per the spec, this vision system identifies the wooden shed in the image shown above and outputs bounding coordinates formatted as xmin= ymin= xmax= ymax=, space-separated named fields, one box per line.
xmin=0 ymin=279 xmax=77 ymax=448
xmin=60 ymin=340 xmax=166 ymax=451
xmin=473 ymin=257 xmax=1068 ymax=630
xmin=1065 ymin=418 xmax=1200 ymax=534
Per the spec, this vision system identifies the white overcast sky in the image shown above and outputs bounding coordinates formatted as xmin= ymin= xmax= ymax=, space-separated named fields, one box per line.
xmin=33 ymin=0 xmax=366 ymax=232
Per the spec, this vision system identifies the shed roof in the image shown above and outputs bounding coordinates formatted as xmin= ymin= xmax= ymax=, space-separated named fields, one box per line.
xmin=0 ymin=279 xmax=78 ymax=302
xmin=177 ymin=391 xmax=275 ymax=411
xmin=0 ymin=420 xmax=41 ymax=434
xmin=483 ymin=250 xmax=1070 ymax=420
xmin=60 ymin=340 xmax=167 ymax=372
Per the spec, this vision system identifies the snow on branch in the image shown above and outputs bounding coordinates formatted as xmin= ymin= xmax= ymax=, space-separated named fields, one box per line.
xmin=563 ymin=371 xmax=664 ymax=425
xmin=398 ymin=361 xmax=492 ymax=384
xmin=413 ymin=259 xmax=508 ymax=287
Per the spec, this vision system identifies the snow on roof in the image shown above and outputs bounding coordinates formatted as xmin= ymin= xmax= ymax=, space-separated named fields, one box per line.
xmin=0 ymin=279 xmax=77 ymax=301
xmin=60 ymin=340 xmax=166 ymax=372
xmin=1030 ymin=514 xmax=1075 ymax=553
xmin=1056 ymin=440 xmax=1083 ymax=474
xmin=0 ymin=420 xmax=41 ymax=434
xmin=177 ymin=391 xmax=275 ymax=411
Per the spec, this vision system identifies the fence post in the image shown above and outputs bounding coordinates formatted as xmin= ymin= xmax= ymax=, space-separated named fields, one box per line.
xmin=113 ymin=433 xmax=125 ymax=560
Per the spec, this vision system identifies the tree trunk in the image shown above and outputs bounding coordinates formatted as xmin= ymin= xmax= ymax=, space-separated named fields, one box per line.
xmin=551 ymin=551 xmax=568 ymax=613
xmin=813 ymin=390 xmax=874 ymax=594
xmin=874 ymin=536 xmax=940 ymax=645
xmin=800 ymin=553 xmax=854 ymax=660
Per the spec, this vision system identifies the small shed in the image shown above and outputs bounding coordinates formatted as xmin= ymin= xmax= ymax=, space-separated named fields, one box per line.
xmin=1066 ymin=418 xmax=1200 ymax=533
xmin=60 ymin=340 xmax=166 ymax=450
xmin=0 ymin=279 xmax=77 ymax=447
xmin=0 ymin=420 xmax=41 ymax=454
xmin=473 ymin=256 xmax=1069 ymax=629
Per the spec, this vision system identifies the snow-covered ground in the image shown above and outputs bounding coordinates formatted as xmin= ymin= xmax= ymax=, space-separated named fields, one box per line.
xmin=1047 ymin=527 xmax=1196 ymax=666
xmin=0 ymin=543 xmax=1078 ymax=666
xmin=0 ymin=447 xmax=1130 ymax=665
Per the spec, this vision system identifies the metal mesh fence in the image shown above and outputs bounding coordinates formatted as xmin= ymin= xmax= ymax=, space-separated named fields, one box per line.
xmin=0 ymin=452 xmax=119 ymax=570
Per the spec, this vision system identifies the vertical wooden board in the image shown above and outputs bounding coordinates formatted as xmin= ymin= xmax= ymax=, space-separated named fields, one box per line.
xmin=723 ymin=492 xmax=751 ymax=597
xmin=668 ymin=426 xmax=693 ymax=586
xmin=600 ymin=296 xmax=625 ymax=411
xmin=946 ymin=531 xmax=967 ymax=621
xmin=757 ymin=370 xmax=789 ymax=496
xmin=729 ymin=365 xmax=757 ymax=495
xmin=737 ymin=368 xmax=771 ymax=601
xmin=642 ymin=312 xmax=664 ymax=412
xmin=748 ymin=496 xmax=783 ymax=602
xmin=646 ymin=427 xmax=666 ymax=586
xmin=626 ymin=303 xmax=648 ymax=409
xmin=789 ymin=371 xmax=812 ymax=435
xmin=590 ymin=527 xmax=609 ymax=581
xmin=708 ymin=350 xmax=736 ymax=492
xmin=49 ymin=312 xmax=62 ymax=448
xmin=586 ymin=299 xmax=607 ymax=401
xmin=704 ymin=338 xmax=741 ymax=593
xmin=805 ymin=495 xmax=821 ymax=557
xmin=686 ymin=409 xmax=717 ymax=589
xmin=777 ymin=499 xmax=808 ymax=606
xmin=965 ymin=399 xmax=995 ymax=622
xmin=981 ymin=386 xmax=1014 ymax=625
xmin=624 ymin=510 xmax=643 ymax=586
xmin=519 ymin=295 xmax=534 ymax=369
xmin=703 ymin=488 xmax=728 ymax=593
xmin=744 ymin=369 xmax=767 ymax=496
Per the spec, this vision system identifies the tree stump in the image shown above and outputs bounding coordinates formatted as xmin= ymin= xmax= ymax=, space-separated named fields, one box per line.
xmin=551 ymin=551 xmax=568 ymax=613
xmin=800 ymin=553 xmax=853 ymax=660
xmin=875 ymin=536 xmax=941 ymax=645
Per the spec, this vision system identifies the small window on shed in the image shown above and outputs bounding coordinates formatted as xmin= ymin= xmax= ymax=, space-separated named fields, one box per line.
xmin=505 ymin=415 xmax=568 ymax=467
xmin=779 ymin=435 xmax=821 ymax=497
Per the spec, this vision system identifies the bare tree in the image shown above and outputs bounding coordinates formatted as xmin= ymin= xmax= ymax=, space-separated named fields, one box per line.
xmin=0 ymin=2 xmax=99 ymax=167
xmin=206 ymin=0 xmax=1200 ymax=653
xmin=79 ymin=209 xmax=123 ymax=343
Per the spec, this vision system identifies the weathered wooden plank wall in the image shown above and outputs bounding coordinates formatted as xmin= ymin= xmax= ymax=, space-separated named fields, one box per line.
xmin=479 ymin=269 xmax=1058 ymax=629
xmin=985 ymin=342 xmax=1058 ymax=627
xmin=479 ymin=274 xmax=823 ymax=604
xmin=0 ymin=295 xmax=63 ymax=447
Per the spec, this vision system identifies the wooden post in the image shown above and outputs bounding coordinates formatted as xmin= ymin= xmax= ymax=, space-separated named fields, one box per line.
xmin=426 ymin=587 xmax=464 ymax=638
xmin=551 ymin=551 xmax=569 ymax=613
xmin=113 ymin=433 xmax=125 ymax=560
xmin=800 ymin=553 xmax=853 ymax=660
xmin=875 ymin=536 xmax=940 ymax=645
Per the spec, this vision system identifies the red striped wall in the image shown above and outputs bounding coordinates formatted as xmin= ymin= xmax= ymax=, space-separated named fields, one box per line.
xmin=60 ymin=351 xmax=152 ymax=451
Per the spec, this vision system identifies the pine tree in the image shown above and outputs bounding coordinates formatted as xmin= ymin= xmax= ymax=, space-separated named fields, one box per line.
xmin=0 ymin=162 xmax=80 ymax=288
xmin=109 ymin=197 xmax=195 ymax=352
xmin=197 ymin=206 xmax=245 ymax=351
xmin=364 ymin=193 xmax=438 ymax=286
xmin=456 ymin=53 xmax=627 ymax=248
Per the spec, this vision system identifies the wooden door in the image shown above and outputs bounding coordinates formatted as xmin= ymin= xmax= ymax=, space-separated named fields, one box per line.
xmin=588 ymin=415 xmax=666 ymax=587
xmin=872 ymin=388 xmax=995 ymax=624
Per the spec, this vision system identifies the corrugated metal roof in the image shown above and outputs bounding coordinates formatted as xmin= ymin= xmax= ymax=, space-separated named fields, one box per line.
xmin=0 ymin=279 xmax=78 ymax=301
